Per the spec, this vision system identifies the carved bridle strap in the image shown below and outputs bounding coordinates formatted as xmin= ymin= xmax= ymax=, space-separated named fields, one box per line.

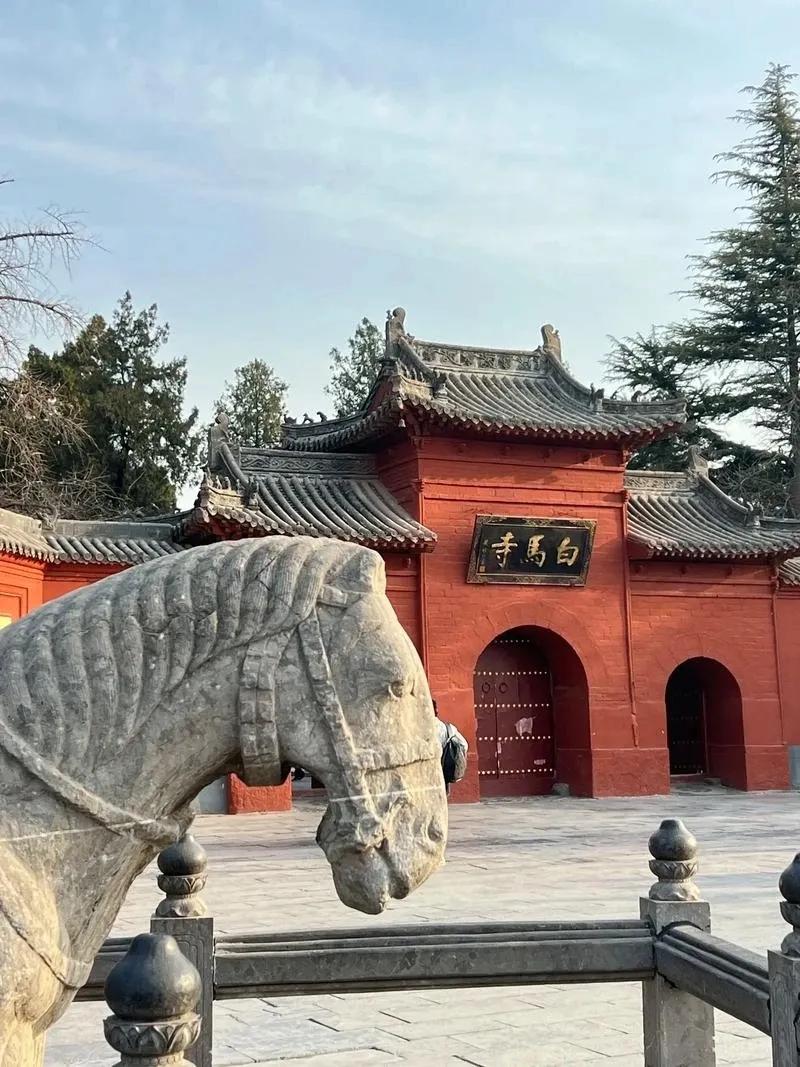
xmin=0 ymin=720 xmax=185 ymax=849
xmin=238 ymin=582 xmax=361 ymax=788
xmin=237 ymin=582 xmax=383 ymax=847
xmin=239 ymin=629 xmax=294 ymax=787
xmin=296 ymin=611 xmax=382 ymax=846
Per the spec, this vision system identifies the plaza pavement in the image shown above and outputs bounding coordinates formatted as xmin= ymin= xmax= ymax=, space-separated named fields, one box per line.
xmin=48 ymin=786 xmax=796 ymax=1066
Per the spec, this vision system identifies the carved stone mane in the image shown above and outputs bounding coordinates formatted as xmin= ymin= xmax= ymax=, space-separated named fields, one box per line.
xmin=0 ymin=538 xmax=376 ymax=786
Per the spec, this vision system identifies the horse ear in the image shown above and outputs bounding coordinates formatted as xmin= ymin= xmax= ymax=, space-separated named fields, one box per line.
xmin=336 ymin=546 xmax=386 ymax=595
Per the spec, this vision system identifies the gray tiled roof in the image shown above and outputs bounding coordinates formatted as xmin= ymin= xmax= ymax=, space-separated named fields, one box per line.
xmin=284 ymin=314 xmax=686 ymax=451
xmin=197 ymin=431 xmax=436 ymax=551
xmin=626 ymin=467 xmax=800 ymax=561
xmin=0 ymin=508 xmax=183 ymax=565
xmin=779 ymin=558 xmax=800 ymax=585
xmin=0 ymin=509 xmax=53 ymax=560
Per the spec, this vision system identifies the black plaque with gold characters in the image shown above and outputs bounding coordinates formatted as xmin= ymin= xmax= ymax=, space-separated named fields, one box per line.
xmin=466 ymin=515 xmax=596 ymax=586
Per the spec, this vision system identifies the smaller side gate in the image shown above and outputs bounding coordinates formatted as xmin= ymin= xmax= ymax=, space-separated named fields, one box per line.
xmin=82 ymin=820 xmax=800 ymax=1067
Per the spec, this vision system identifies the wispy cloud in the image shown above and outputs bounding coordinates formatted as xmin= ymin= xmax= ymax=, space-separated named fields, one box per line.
xmin=0 ymin=15 xmax=717 ymax=274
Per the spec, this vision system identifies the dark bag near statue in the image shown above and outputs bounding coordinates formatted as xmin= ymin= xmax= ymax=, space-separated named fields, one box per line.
xmin=441 ymin=723 xmax=468 ymax=784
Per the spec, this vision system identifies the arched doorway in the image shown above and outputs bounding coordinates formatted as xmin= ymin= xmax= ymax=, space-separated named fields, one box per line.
xmin=665 ymin=658 xmax=745 ymax=789
xmin=473 ymin=626 xmax=589 ymax=797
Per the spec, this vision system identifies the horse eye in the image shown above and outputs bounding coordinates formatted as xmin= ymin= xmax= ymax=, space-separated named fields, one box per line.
xmin=388 ymin=680 xmax=406 ymax=699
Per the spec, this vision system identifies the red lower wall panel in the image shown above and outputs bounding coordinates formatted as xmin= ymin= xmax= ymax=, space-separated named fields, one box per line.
xmin=590 ymin=747 xmax=670 ymax=798
xmin=0 ymin=554 xmax=45 ymax=620
xmin=744 ymin=746 xmax=790 ymax=791
xmin=228 ymin=776 xmax=292 ymax=813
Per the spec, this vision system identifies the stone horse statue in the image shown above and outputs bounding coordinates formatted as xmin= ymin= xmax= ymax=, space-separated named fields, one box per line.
xmin=0 ymin=537 xmax=447 ymax=1065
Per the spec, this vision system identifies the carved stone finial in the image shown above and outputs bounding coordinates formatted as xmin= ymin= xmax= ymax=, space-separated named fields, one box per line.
xmin=302 ymin=412 xmax=313 ymax=424
xmin=648 ymin=818 xmax=700 ymax=901
xmin=778 ymin=853 xmax=800 ymax=956
xmin=104 ymin=932 xmax=201 ymax=1065
xmin=154 ymin=834 xmax=208 ymax=919
xmin=541 ymin=323 xmax=561 ymax=361
xmin=687 ymin=445 xmax=709 ymax=477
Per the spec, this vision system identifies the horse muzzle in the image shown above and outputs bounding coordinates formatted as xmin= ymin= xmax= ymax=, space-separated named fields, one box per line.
xmin=315 ymin=774 xmax=447 ymax=915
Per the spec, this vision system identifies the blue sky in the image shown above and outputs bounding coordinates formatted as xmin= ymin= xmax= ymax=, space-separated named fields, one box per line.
xmin=1 ymin=0 xmax=798 ymax=458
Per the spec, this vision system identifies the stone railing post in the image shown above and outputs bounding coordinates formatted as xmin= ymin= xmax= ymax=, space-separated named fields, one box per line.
xmin=640 ymin=818 xmax=716 ymax=1066
xmin=768 ymin=852 xmax=800 ymax=1065
xmin=150 ymin=834 xmax=214 ymax=1067
xmin=103 ymin=932 xmax=201 ymax=1066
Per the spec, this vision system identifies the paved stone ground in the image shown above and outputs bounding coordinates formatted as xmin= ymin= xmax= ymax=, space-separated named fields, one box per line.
xmin=48 ymin=786 xmax=795 ymax=1066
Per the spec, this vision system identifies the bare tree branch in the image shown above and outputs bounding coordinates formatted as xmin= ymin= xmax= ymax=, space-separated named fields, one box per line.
xmin=0 ymin=370 xmax=113 ymax=519
xmin=0 ymin=184 xmax=93 ymax=367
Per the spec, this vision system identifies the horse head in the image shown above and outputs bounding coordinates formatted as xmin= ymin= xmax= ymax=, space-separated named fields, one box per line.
xmin=233 ymin=538 xmax=448 ymax=914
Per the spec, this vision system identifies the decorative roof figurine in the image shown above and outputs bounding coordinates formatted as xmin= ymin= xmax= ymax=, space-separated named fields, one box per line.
xmin=541 ymin=323 xmax=561 ymax=362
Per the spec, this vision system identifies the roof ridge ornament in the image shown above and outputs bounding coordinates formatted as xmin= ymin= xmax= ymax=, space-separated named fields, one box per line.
xmin=687 ymin=445 xmax=709 ymax=477
xmin=541 ymin=324 xmax=561 ymax=362
xmin=746 ymin=502 xmax=764 ymax=528
xmin=386 ymin=307 xmax=407 ymax=349
xmin=207 ymin=412 xmax=230 ymax=472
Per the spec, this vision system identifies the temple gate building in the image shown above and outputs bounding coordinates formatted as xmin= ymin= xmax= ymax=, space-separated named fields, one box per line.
xmin=2 ymin=308 xmax=800 ymax=812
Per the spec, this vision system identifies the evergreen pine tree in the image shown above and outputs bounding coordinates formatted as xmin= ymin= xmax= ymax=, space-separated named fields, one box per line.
xmin=609 ymin=64 xmax=800 ymax=514
xmin=215 ymin=359 xmax=287 ymax=448
xmin=27 ymin=292 xmax=200 ymax=513
xmin=325 ymin=318 xmax=384 ymax=417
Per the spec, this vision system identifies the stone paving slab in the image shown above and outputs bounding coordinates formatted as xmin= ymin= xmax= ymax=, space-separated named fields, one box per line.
xmin=46 ymin=787 xmax=795 ymax=1064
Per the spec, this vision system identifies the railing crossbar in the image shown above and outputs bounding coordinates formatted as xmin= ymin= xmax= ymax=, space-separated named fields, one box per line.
xmin=213 ymin=931 xmax=655 ymax=999
xmin=216 ymin=918 xmax=651 ymax=945
xmin=218 ymin=921 xmax=651 ymax=954
xmin=656 ymin=926 xmax=771 ymax=1034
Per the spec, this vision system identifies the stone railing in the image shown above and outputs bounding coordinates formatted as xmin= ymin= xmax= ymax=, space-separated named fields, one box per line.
xmin=84 ymin=819 xmax=800 ymax=1066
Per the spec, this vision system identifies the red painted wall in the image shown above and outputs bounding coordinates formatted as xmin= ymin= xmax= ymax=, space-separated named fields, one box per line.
xmin=43 ymin=562 xmax=124 ymax=601
xmin=629 ymin=560 xmax=789 ymax=791
xmin=775 ymin=587 xmax=800 ymax=757
xmin=0 ymin=553 xmax=45 ymax=621
xmin=379 ymin=437 xmax=795 ymax=801
xmin=388 ymin=437 xmax=641 ymax=801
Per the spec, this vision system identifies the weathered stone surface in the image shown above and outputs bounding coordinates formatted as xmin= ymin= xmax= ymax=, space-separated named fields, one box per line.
xmin=0 ymin=536 xmax=447 ymax=1065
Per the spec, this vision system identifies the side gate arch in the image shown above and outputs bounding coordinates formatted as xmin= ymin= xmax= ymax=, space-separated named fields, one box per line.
xmin=645 ymin=634 xmax=749 ymax=790
xmin=665 ymin=656 xmax=746 ymax=789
